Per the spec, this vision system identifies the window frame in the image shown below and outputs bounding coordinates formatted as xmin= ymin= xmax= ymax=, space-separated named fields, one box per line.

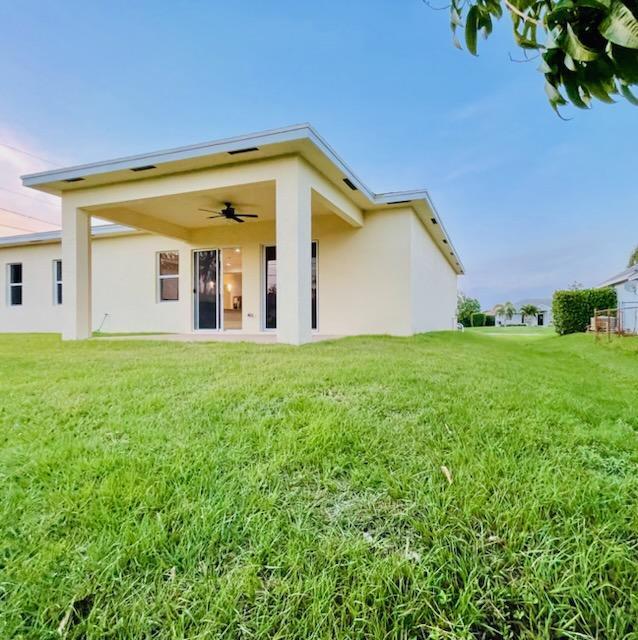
xmin=53 ymin=259 xmax=63 ymax=305
xmin=7 ymin=262 xmax=23 ymax=306
xmin=157 ymin=251 xmax=179 ymax=302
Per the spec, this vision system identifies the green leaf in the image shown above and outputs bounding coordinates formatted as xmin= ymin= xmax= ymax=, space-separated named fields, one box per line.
xmin=545 ymin=27 xmax=563 ymax=49
xmin=611 ymin=44 xmax=638 ymax=82
xmin=465 ymin=5 xmax=480 ymax=55
xmin=451 ymin=8 xmax=462 ymax=27
xmin=564 ymin=23 xmax=600 ymax=60
xmin=564 ymin=52 xmax=577 ymax=70
xmin=563 ymin=73 xmax=590 ymax=107
xmin=545 ymin=79 xmax=567 ymax=104
xmin=587 ymin=79 xmax=617 ymax=101
xmin=600 ymin=0 xmax=638 ymax=49
xmin=620 ymin=82 xmax=638 ymax=103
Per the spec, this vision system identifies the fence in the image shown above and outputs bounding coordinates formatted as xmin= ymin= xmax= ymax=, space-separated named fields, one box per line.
xmin=592 ymin=305 xmax=638 ymax=340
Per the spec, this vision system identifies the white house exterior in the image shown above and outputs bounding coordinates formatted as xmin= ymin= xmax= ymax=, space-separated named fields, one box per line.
xmin=0 ymin=125 xmax=462 ymax=343
xmin=599 ymin=266 xmax=638 ymax=335
xmin=493 ymin=299 xmax=553 ymax=327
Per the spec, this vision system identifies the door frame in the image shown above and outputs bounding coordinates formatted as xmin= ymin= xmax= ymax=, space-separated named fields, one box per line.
xmin=193 ymin=248 xmax=221 ymax=332
xmin=260 ymin=241 xmax=319 ymax=333
xmin=192 ymin=246 xmax=244 ymax=332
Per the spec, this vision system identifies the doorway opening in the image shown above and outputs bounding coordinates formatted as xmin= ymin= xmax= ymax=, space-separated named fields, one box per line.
xmin=222 ymin=248 xmax=242 ymax=330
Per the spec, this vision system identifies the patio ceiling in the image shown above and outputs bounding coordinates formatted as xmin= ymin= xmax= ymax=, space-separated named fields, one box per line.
xmin=89 ymin=180 xmax=337 ymax=230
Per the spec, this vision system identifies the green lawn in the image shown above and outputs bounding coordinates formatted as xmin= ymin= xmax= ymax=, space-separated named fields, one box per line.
xmin=1 ymin=331 xmax=637 ymax=639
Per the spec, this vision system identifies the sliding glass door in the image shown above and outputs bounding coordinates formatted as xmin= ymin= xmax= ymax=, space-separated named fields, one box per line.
xmin=264 ymin=243 xmax=317 ymax=330
xmin=194 ymin=250 xmax=219 ymax=330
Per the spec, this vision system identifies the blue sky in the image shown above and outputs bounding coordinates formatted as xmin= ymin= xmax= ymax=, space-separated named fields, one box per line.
xmin=0 ymin=0 xmax=635 ymax=307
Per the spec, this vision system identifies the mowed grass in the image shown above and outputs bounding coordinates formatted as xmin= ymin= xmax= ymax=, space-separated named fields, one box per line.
xmin=1 ymin=331 xmax=637 ymax=639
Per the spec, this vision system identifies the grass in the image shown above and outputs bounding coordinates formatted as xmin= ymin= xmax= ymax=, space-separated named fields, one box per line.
xmin=1 ymin=331 xmax=637 ymax=639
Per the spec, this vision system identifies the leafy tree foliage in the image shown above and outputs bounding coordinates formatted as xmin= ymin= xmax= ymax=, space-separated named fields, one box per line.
xmin=458 ymin=293 xmax=482 ymax=326
xmin=628 ymin=244 xmax=638 ymax=266
xmin=494 ymin=301 xmax=517 ymax=320
xmin=520 ymin=303 xmax=540 ymax=322
xmin=444 ymin=0 xmax=638 ymax=113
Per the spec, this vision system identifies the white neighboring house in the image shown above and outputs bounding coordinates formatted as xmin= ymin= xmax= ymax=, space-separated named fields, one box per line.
xmin=0 ymin=124 xmax=463 ymax=343
xmin=493 ymin=299 xmax=553 ymax=327
xmin=598 ymin=265 xmax=638 ymax=335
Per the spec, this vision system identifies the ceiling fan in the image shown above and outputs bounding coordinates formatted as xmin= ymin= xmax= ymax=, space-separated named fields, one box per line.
xmin=199 ymin=201 xmax=259 ymax=224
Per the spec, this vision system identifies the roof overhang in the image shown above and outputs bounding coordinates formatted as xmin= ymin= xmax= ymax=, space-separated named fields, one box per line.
xmin=598 ymin=266 xmax=638 ymax=288
xmin=21 ymin=124 xmax=464 ymax=273
xmin=0 ymin=224 xmax=136 ymax=248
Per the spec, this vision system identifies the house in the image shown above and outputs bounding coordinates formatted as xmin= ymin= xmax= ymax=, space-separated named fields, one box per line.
xmin=598 ymin=265 xmax=638 ymax=334
xmin=492 ymin=298 xmax=553 ymax=327
xmin=0 ymin=125 xmax=463 ymax=344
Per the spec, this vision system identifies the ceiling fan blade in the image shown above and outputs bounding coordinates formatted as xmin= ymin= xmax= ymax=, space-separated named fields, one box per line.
xmin=203 ymin=201 xmax=256 ymax=211
xmin=199 ymin=208 xmax=219 ymax=213
xmin=235 ymin=213 xmax=259 ymax=218
xmin=230 ymin=216 xmax=245 ymax=223
xmin=207 ymin=215 xmax=224 ymax=219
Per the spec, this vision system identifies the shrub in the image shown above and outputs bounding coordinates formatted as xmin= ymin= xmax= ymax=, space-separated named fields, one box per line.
xmin=552 ymin=288 xmax=617 ymax=335
xmin=485 ymin=314 xmax=495 ymax=327
xmin=471 ymin=312 xmax=486 ymax=327
xmin=457 ymin=294 xmax=480 ymax=327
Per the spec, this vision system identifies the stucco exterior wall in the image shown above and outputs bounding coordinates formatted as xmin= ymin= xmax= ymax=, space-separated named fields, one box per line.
xmin=0 ymin=242 xmax=64 ymax=333
xmin=410 ymin=212 xmax=457 ymax=333
xmin=0 ymin=210 xmax=455 ymax=336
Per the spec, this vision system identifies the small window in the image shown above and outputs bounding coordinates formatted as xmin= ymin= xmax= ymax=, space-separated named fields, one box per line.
xmin=8 ymin=263 xmax=23 ymax=306
xmin=53 ymin=260 xmax=62 ymax=305
xmin=158 ymin=251 xmax=179 ymax=301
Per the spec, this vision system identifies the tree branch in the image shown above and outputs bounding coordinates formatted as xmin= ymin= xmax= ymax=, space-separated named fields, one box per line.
xmin=503 ymin=0 xmax=542 ymax=26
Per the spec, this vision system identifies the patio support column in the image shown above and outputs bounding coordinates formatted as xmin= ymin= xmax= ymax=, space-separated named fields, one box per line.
xmin=275 ymin=159 xmax=312 ymax=345
xmin=61 ymin=203 xmax=92 ymax=340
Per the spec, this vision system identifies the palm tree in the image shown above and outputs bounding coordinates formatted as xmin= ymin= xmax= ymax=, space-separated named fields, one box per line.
xmin=520 ymin=304 xmax=539 ymax=325
xmin=628 ymin=245 xmax=638 ymax=268
xmin=494 ymin=301 xmax=516 ymax=325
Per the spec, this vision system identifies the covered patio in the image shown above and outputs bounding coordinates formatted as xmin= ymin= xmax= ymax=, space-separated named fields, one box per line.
xmin=21 ymin=125 xmax=461 ymax=343
xmin=23 ymin=126 xmax=368 ymax=345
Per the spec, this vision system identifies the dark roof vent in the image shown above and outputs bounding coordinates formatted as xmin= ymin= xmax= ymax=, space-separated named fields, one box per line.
xmin=442 ymin=239 xmax=448 ymax=244
xmin=228 ymin=147 xmax=259 ymax=155
xmin=343 ymin=178 xmax=358 ymax=191
xmin=430 ymin=217 xmax=438 ymax=224
xmin=64 ymin=177 xmax=85 ymax=183
xmin=387 ymin=200 xmax=411 ymax=205
xmin=131 ymin=164 xmax=156 ymax=172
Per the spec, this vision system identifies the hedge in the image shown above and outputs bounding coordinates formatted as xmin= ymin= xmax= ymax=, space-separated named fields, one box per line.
xmin=471 ymin=312 xmax=486 ymax=327
xmin=485 ymin=314 xmax=495 ymax=327
xmin=552 ymin=288 xmax=617 ymax=335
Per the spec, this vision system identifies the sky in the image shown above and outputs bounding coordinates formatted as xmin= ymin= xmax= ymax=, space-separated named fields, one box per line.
xmin=0 ymin=0 xmax=635 ymax=307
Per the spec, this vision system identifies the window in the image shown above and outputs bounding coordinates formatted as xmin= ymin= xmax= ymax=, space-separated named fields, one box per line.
xmin=158 ymin=251 xmax=179 ymax=301
xmin=263 ymin=243 xmax=317 ymax=330
xmin=53 ymin=260 xmax=62 ymax=305
xmin=7 ymin=263 xmax=22 ymax=306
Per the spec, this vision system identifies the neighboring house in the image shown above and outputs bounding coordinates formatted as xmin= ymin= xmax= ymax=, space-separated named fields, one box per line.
xmin=0 ymin=124 xmax=463 ymax=344
xmin=599 ymin=265 xmax=638 ymax=334
xmin=491 ymin=298 xmax=553 ymax=326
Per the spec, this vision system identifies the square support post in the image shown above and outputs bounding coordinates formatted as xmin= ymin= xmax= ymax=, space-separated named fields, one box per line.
xmin=275 ymin=159 xmax=312 ymax=345
xmin=61 ymin=203 xmax=92 ymax=340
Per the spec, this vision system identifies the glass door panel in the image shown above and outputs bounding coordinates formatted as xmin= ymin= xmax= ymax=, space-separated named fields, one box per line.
xmin=194 ymin=250 xmax=218 ymax=330
xmin=263 ymin=243 xmax=317 ymax=330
